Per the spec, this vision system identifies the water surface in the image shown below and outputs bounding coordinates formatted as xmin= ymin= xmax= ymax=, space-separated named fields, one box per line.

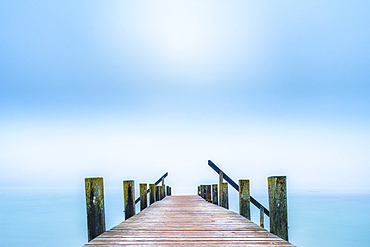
xmin=1 ymin=188 xmax=369 ymax=246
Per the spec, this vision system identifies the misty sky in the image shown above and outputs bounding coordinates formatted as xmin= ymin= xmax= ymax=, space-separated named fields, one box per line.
xmin=1 ymin=1 xmax=370 ymax=194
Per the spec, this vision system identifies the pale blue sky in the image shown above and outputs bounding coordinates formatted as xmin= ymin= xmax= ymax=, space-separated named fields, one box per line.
xmin=1 ymin=1 xmax=370 ymax=193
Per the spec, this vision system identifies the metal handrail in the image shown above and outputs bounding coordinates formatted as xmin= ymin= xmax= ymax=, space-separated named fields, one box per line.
xmin=134 ymin=172 xmax=168 ymax=204
xmin=208 ymin=160 xmax=269 ymax=216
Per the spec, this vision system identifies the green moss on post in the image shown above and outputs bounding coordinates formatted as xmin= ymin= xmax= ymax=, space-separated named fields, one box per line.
xmin=149 ymin=184 xmax=155 ymax=205
xmin=140 ymin=183 xmax=147 ymax=211
xmin=123 ymin=180 xmax=135 ymax=220
xmin=220 ymin=182 xmax=228 ymax=209
xmin=85 ymin=177 xmax=106 ymax=242
xmin=212 ymin=184 xmax=218 ymax=205
xmin=268 ymin=176 xmax=288 ymax=241
xmin=239 ymin=180 xmax=250 ymax=220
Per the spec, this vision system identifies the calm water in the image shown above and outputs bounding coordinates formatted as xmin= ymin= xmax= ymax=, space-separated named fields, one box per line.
xmin=1 ymin=188 xmax=370 ymax=247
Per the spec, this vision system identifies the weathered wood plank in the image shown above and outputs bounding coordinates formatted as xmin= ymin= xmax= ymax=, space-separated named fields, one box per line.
xmin=83 ymin=195 xmax=295 ymax=246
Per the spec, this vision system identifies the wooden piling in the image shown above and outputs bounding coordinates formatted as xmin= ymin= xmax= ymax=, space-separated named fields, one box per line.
xmin=149 ymin=184 xmax=155 ymax=205
xmin=85 ymin=177 xmax=106 ymax=242
xmin=161 ymin=184 xmax=166 ymax=199
xmin=169 ymin=187 xmax=172 ymax=196
xmin=239 ymin=179 xmax=250 ymax=220
xmin=155 ymin=186 xmax=160 ymax=201
xmin=123 ymin=180 xmax=135 ymax=220
xmin=198 ymin=186 xmax=200 ymax=196
xmin=219 ymin=182 xmax=228 ymax=209
xmin=166 ymin=186 xmax=171 ymax=196
xmin=200 ymin=185 xmax=206 ymax=199
xmin=268 ymin=176 xmax=288 ymax=241
xmin=260 ymin=205 xmax=265 ymax=228
xmin=206 ymin=185 xmax=212 ymax=202
xmin=140 ymin=183 xmax=147 ymax=211
xmin=212 ymin=184 xmax=218 ymax=205
xmin=219 ymin=171 xmax=223 ymax=205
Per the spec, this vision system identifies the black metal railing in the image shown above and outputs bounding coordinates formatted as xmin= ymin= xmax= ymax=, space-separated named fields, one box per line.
xmin=208 ymin=160 xmax=269 ymax=216
xmin=134 ymin=172 xmax=168 ymax=204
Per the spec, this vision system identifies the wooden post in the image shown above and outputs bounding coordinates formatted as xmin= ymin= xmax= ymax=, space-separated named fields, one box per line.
xmin=140 ymin=183 xmax=147 ymax=211
xmin=260 ymin=206 xmax=265 ymax=228
xmin=219 ymin=171 xmax=223 ymax=205
xmin=85 ymin=177 xmax=106 ymax=242
xmin=149 ymin=184 xmax=155 ymax=205
xmin=212 ymin=184 xmax=218 ymax=205
xmin=161 ymin=184 xmax=166 ymax=199
xmin=161 ymin=177 xmax=164 ymax=186
xmin=239 ymin=180 xmax=250 ymax=220
xmin=200 ymin=185 xmax=205 ymax=199
xmin=169 ymin=187 xmax=171 ymax=196
xmin=123 ymin=180 xmax=135 ymax=220
xmin=198 ymin=186 xmax=200 ymax=196
xmin=166 ymin=186 xmax=171 ymax=196
xmin=206 ymin=185 xmax=212 ymax=202
xmin=158 ymin=185 xmax=162 ymax=200
xmin=155 ymin=186 xmax=160 ymax=201
xmin=220 ymin=182 xmax=228 ymax=209
xmin=268 ymin=176 xmax=288 ymax=241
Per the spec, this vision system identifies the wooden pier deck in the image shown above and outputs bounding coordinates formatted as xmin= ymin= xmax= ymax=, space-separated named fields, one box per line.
xmin=83 ymin=195 xmax=295 ymax=246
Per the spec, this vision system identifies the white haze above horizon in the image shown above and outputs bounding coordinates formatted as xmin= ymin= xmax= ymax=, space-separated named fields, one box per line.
xmin=1 ymin=0 xmax=370 ymax=194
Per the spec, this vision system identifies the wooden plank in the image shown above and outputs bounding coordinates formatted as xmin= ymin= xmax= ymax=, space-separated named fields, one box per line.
xmin=83 ymin=195 xmax=295 ymax=246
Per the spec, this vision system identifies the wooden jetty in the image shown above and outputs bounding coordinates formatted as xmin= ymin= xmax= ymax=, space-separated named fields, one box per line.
xmin=83 ymin=195 xmax=295 ymax=246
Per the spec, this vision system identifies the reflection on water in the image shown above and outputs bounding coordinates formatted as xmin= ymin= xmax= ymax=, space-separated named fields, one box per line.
xmin=0 ymin=188 xmax=369 ymax=247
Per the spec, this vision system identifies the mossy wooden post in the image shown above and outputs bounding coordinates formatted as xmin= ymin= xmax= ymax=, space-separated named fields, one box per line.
xmin=149 ymin=184 xmax=155 ymax=205
xmin=198 ymin=186 xmax=200 ymax=196
xmin=206 ymin=185 xmax=212 ymax=202
xmin=85 ymin=177 xmax=106 ymax=242
xmin=220 ymin=182 xmax=228 ymax=209
xmin=200 ymin=185 xmax=205 ymax=199
xmin=268 ymin=176 xmax=288 ymax=241
xmin=159 ymin=185 xmax=163 ymax=200
xmin=239 ymin=180 xmax=250 ymax=220
xmin=212 ymin=184 xmax=218 ymax=205
xmin=162 ymin=184 xmax=166 ymax=199
xmin=202 ymin=185 xmax=207 ymax=199
xmin=166 ymin=186 xmax=171 ymax=196
xmin=140 ymin=183 xmax=147 ymax=211
xmin=155 ymin=185 xmax=160 ymax=201
xmin=219 ymin=171 xmax=223 ymax=205
xmin=123 ymin=180 xmax=135 ymax=220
